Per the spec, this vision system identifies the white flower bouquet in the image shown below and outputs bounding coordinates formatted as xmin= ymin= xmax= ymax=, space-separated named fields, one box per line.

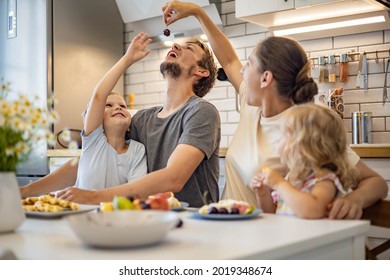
xmin=0 ymin=77 xmax=59 ymax=171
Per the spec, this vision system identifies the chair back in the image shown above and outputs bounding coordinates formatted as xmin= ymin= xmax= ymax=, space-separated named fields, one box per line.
xmin=361 ymin=199 xmax=390 ymax=260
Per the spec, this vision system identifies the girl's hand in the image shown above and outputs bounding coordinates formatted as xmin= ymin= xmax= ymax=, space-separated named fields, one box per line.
xmin=124 ymin=32 xmax=152 ymax=64
xmin=260 ymin=168 xmax=286 ymax=191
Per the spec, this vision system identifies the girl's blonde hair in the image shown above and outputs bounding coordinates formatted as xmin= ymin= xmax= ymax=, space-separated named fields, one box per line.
xmin=280 ymin=103 xmax=358 ymax=191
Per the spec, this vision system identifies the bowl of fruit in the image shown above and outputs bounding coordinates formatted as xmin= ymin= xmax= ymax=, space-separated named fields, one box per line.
xmin=67 ymin=210 xmax=179 ymax=248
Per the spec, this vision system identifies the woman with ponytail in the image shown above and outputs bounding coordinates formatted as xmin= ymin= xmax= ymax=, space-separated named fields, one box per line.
xmin=164 ymin=0 xmax=388 ymax=219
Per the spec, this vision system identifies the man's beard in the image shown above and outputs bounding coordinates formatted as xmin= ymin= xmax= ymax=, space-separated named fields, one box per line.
xmin=160 ymin=62 xmax=182 ymax=78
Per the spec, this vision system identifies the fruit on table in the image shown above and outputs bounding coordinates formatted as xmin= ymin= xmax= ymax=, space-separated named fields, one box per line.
xmin=149 ymin=192 xmax=180 ymax=208
xmin=100 ymin=202 xmax=114 ymax=212
xmin=146 ymin=196 xmax=169 ymax=211
xmin=199 ymin=199 xmax=254 ymax=215
xmin=113 ymin=196 xmax=135 ymax=210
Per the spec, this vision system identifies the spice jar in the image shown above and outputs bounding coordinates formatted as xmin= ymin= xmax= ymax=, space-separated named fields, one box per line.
xmin=339 ymin=54 xmax=348 ymax=82
xmin=318 ymin=56 xmax=328 ymax=83
xmin=327 ymin=55 xmax=336 ymax=83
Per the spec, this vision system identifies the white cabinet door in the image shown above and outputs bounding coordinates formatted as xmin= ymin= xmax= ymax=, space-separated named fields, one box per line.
xmin=235 ymin=0 xmax=250 ymax=18
xmin=295 ymin=0 xmax=344 ymax=8
xmin=236 ymin=0 xmax=294 ymax=17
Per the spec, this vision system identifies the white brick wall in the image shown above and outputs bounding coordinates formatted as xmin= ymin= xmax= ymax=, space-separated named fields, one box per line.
xmin=123 ymin=0 xmax=390 ymax=147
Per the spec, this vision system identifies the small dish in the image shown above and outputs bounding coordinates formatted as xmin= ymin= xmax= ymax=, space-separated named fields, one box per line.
xmin=192 ymin=208 xmax=262 ymax=220
xmin=25 ymin=204 xmax=97 ymax=218
xmin=171 ymin=201 xmax=189 ymax=211
xmin=67 ymin=210 xmax=179 ymax=248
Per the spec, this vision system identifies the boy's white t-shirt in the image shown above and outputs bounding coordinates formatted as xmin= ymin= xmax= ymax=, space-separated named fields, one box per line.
xmin=222 ymin=82 xmax=360 ymax=207
xmin=75 ymin=125 xmax=147 ymax=190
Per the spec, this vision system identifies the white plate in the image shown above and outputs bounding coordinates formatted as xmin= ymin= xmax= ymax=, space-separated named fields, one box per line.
xmin=192 ymin=208 xmax=262 ymax=220
xmin=171 ymin=201 xmax=189 ymax=211
xmin=25 ymin=204 xmax=98 ymax=218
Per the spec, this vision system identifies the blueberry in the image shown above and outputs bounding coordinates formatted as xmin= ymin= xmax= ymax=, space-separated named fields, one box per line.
xmin=126 ymin=196 xmax=134 ymax=202
xmin=176 ymin=219 xmax=183 ymax=228
xmin=141 ymin=201 xmax=151 ymax=209
xmin=218 ymin=207 xmax=228 ymax=214
xmin=208 ymin=207 xmax=218 ymax=214
xmin=229 ymin=208 xmax=239 ymax=214
xmin=163 ymin=28 xmax=170 ymax=36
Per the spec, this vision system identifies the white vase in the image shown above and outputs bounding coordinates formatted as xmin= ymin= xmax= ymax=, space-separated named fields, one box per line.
xmin=0 ymin=172 xmax=25 ymax=233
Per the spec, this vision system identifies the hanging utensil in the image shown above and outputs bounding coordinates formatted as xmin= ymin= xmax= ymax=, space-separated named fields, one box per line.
xmin=356 ymin=53 xmax=363 ymax=88
xmin=362 ymin=52 xmax=368 ymax=91
xmin=383 ymin=58 xmax=390 ymax=105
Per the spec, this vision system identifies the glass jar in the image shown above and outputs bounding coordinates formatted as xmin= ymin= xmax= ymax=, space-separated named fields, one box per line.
xmin=327 ymin=55 xmax=336 ymax=83
xmin=339 ymin=54 xmax=348 ymax=82
xmin=318 ymin=56 xmax=328 ymax=83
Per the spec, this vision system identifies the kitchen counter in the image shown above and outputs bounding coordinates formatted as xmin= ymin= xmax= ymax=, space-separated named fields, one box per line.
xmin=48 ymin=144 xmax=390 ymax=159
xmin=350 ymin=144 xmax=390 ymax=158
xmin=0 ymin=211 xmax=369 ymax=260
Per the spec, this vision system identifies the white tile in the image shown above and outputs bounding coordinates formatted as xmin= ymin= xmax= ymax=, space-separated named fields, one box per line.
xmin=220 ymin=136 xmax=229 ymax=149
xmin=386 ymin=117 xmax=390 ymax=131
xmin=334 ymin=31 xmax=383 ymax=49
xmin=359 ymin=43 xmax=390 ymax=55
xmin=219 ymin=111 xmax=228 ymax=123
xmin=144 ymin=81 xmax=166 ymax=93
xmin=224 ymin=24 xmax=246 ymax=37
xmin=246 ymin=23 xmax=269 ymax=35
xmin=230 ymin=34 xmax=264 ymax=49
xmin=228 ymin=86 xmax=239 ymax=98
xmin=221 ymin=14 xmax=227 ymax=26
xmin=300 ymin=38 xmax=333 ymax=52
xmin=221 ymin=122 xmax=238 ymax=135
xmin=212 ymin=98 xmax=236 ymax=111
xmin=235 ymin=48 xmax=246 ymax=60
xmin=372 ymin=117 xmax=386 ymax=131
xmin=221 ymin=1 xmax=235 ymax=14
xmin=344 ymin=104 xmax=360 ymax=119
xmin=206 ymin=87 xmax=228 ymax=100
xmin=372 ymin=132 xmax=390 ymax=143
xmin=361 ymin=103 xmax=390 ymax=117
xmin=385 ymin=30 xmax=390 ymax=43
xmin=144 ymin=60 xmax=163 ymax=72
xmin=227 ymin=110 xmax=240 ymax=123
xmin=125 ymin=62 xmax=144 ymax=74
xmin=344 ymin=88 xmax=385 ymax=104
xmin=226 ymin=13 xmax=243 ymax=26
xmin=135 ymin=93 xmax=161 ymax=105
xmin=125 ymin=84 xmax=144 ymax=95
xmin=141 ymin=50 xmax=159 ymax=62
xmin=366 ymin=73 xmax=389 ymax=88
xmin=343 ymin=118 xmax=352 ymax=133
xmin=128 ymin=71 xmax=162 ymax=84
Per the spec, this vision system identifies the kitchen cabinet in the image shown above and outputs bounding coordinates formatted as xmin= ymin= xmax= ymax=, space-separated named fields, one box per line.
xmin=236 ymin=0 xmax=348 ymax=18
xmin=235 ymin=0 xmax=387 ymax=33
xmin=295 ymin=0 xmax=343 ymax=8
xmin=235 ymin=0 xmax=294 ymax=18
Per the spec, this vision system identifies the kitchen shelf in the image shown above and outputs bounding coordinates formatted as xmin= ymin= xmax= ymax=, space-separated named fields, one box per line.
xmin=350 ymin=144 xmax=390 ymax=158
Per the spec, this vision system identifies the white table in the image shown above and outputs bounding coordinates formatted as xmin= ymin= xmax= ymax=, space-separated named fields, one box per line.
xmin=0 ymin=212 xmax=369 ymax=260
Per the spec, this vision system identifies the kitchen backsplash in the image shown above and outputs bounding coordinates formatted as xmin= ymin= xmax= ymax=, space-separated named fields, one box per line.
xmin=123 ymin=0 xmax=390 ymax=147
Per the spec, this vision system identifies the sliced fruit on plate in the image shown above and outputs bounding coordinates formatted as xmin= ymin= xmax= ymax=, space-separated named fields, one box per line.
xmin=198 ymin=199 xmax=254 ymax=215
xmin=148 ymin=192 xmax=181 ymax=208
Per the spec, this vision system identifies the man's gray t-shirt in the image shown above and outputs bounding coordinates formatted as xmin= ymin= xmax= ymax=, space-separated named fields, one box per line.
xmin=75 ymin=125 xmax=147 ymax=189
xmin=130 ymin=96 xmax=220 ymax=207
